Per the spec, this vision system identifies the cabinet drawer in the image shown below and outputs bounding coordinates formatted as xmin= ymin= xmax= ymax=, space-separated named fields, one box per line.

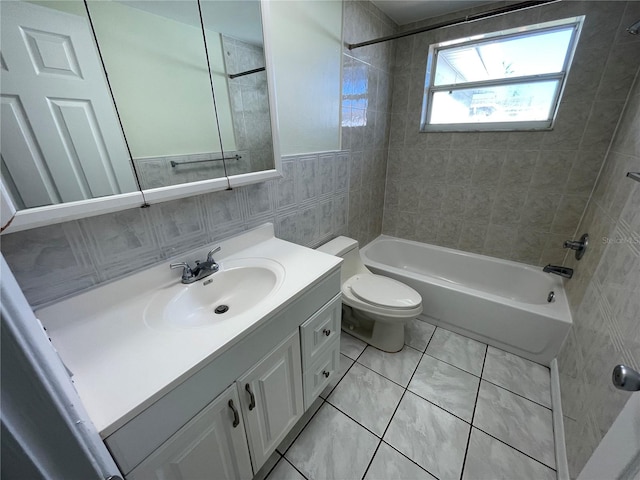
xmin=303 ymin=339 xmax=340 ymax=409
xmin=300 ymin=294 xmax=341 ymax=369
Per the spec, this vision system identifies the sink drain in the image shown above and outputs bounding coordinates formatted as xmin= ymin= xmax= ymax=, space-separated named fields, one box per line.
xmin=214 ymin=305 xmax=229 ymax=314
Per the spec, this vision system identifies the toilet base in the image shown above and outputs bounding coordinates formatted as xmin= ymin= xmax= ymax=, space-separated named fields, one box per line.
xmin=341 ymin=306 xmax=407 ymax=352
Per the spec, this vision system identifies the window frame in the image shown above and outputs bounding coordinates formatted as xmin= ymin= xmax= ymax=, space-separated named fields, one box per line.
xmin=420 ymin=15 xmax=585 ymax=132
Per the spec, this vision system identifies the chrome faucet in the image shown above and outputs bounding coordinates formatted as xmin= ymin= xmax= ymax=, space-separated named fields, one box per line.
xmin=170 ymin=247 xmax=221 ymax=284
xmin=543 ymin=264 xmax=574 ymax=279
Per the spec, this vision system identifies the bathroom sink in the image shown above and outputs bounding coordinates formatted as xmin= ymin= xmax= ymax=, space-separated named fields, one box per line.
xmin=144 ymin=258 xmax=285 ymax=330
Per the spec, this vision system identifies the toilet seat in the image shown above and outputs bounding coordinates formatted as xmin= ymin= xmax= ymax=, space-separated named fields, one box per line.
xmin=343 ymin=274 xmax=422 ymax=316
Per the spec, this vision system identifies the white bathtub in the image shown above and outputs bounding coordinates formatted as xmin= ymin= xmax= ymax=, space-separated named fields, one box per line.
xmin=361 ymin=235 xmax=572 ymax=366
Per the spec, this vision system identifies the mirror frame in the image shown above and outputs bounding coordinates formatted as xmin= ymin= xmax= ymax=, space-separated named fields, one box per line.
xmin=1 ymin=0 xmax=281 ymax=234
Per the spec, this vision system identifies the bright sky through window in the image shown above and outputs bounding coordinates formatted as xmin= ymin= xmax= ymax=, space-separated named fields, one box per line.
xmin=422 ymin=16 xmax=584 ymax=131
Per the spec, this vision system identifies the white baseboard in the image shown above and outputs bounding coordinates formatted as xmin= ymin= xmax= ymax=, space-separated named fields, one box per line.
xmin=551 ymin=358 xmax=570 ymax=480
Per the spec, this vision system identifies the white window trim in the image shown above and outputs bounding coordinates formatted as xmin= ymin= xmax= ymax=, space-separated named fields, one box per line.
xmin=420 ymin=15 xmax=585 ymax=132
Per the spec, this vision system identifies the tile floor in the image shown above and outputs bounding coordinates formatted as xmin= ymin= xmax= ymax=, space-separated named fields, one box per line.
xmin=257 ymin=318 xmax=557 ymax=480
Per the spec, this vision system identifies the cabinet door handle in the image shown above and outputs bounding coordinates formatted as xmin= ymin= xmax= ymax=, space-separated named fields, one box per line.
xmin=228 ymin=399 xmax=240 ymax=428
xmin=322 ymin=329 xmax=331 ymax=336
xmin=245 ymin=384 xmax=256 ymax=410
xmin=322 ymin=370 xmax=330 ymax=378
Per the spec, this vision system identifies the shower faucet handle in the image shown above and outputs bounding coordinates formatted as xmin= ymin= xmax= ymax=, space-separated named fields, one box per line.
xmin=563 ymin=233 xmax=588 ymax=260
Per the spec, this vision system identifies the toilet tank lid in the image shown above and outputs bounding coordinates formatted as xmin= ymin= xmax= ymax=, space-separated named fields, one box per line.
xmin=316 ymin=236 xmax=358 ymax=257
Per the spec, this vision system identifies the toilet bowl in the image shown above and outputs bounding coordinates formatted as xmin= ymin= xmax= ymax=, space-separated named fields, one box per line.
xmin=317 ymin=236 xmax=422 ymax=352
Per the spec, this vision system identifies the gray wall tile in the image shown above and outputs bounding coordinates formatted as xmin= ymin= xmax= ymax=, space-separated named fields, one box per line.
xmin=2 ymin=151 xmax=352 ymax=308
xmin=558 ymin=64 xmax=639 ymax=478
xmin=381 ymin=1 xmax=637 ymax=268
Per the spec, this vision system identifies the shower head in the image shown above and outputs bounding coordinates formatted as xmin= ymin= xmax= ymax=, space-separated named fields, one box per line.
xmin=628 ymin=19 xmax=640 ymax=35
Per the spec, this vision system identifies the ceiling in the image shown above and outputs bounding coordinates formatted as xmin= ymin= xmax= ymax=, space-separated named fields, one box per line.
xmin=371 ymin=0 xmax=497 ymax=25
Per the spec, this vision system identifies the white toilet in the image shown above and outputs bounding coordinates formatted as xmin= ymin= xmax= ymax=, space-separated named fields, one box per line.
xmin=317 ymin=236 xmax=422 ymax=352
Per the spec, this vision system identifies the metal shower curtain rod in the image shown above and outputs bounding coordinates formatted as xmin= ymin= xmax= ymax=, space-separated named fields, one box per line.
xmin=347 ymin=0 xmax=560 ymax=50
xmin=228 ymin=67 xmax=266 ymax=79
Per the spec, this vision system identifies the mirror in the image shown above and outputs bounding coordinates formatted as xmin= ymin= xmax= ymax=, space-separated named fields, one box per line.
xmin=86 ymin=0 xmax=225 ymax=190
xmin=0 ymin=0 xmax=280 ymax=232
xmin=0 ymin=0 xmax=140 ymax=210
xmin=199 ymin=0 xmax=274 ymax=177
xmin=86 ymin=0 xmax=275 ymax=189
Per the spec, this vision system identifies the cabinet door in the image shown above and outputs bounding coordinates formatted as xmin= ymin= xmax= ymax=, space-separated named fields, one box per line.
xmin=127 ymin=384 xmax=252 ymax=480
xmin=238 ymin=330 xmax=303 ymax=472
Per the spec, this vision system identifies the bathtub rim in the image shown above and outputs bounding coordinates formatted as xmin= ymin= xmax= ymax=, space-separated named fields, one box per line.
xmin=361 ymin=234 xmax=572 ymax=326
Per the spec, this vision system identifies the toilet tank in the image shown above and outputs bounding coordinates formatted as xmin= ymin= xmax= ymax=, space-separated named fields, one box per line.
xmin=317 ymin=236 xmax=370 ymax=280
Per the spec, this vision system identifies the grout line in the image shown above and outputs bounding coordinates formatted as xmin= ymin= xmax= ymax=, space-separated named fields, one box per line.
xmin=279 ymin=399 xmax=327 ymax=458
xmin=404 ymin=389 xmax=475 ymax=426
xmin=360 ymin=439 xmax=383 ymax=480
xmin=283 ymin=456 xmax=310 ymax=480
xmin=473 ymin=426 xmax=558 ymax=473
xmin=324 ymin=398 xmax=383 ymax=438
xmin=366 ymin=326 xmax=443 ymax=480
xmin=354 ymin=354 xmax=417 ymax=389
xmin=322 ymin=353 xmax=357 ymax=400
xmin=423 ymin=351 xmax=483 ymax=378
xmin=382 ymin=440 xmax=442 ymax=480
xmin=459 ymin=344 xmax=487 ymax=480
xmin=480 ymin=378 xmax=552 ymax=411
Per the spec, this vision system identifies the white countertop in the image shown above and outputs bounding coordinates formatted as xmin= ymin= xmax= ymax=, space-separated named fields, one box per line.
xmin=37 ymin=224 xmax=341 ymax=437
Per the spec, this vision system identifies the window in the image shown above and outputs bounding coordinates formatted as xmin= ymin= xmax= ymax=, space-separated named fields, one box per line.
xmin=421 ymin=16 xmax=584 ymax=131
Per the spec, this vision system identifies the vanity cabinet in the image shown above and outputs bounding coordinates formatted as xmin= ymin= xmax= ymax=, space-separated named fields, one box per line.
xmin=237 ymin=330 xmax=303 ymax=472
xmin=126 ymin=332 xmax=303 ymax=480
xmin=299 ymin=296 xmax=342 ymax=409
xmin=126 ymin=384 xmax=253 ymax=480
xmin=105 ymin=269 xmax=341 ymax=478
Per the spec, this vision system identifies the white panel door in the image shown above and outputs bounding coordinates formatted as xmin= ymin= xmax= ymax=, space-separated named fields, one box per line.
xmin=0 ymin=1 xmax=137 ymax=208
xmin=237 ymin=330 xmax=304 ymax=472
xmin=126 ymin=384 xmax=253 ymax=480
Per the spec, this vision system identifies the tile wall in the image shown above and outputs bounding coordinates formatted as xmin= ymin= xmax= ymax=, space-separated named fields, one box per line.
xmin=557 ymin=66 xmax=640 ymax=477
xmin=1 ymin=152 xmax=350 ymax=308
xmin=382 ymin=1 xmax=639 ymax=266
xmin=222 ymin=35 xmax=275 ymax=175
xmin=342 ymin=0 xmax=397 ymax=246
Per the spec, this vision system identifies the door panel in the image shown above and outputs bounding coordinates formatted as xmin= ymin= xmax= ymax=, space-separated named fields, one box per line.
xmin=238 ymin=330 xmax=303 ymax=472
xmin=0 ymin=1 xmax=137 ymax=208
xmin=127 ymin=385 xmax=253 ymax=480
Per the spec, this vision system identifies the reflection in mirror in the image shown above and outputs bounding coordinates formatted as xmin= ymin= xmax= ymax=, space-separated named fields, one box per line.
xmin=86 ymin=0 xmax=227 ymax=190
xmin=200 ymin=0 xmax=275 ymax=176
xmin=0 ymin=1 xmax=139 ymax=210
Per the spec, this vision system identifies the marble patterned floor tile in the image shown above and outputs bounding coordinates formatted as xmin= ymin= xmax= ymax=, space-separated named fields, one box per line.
xmin=408 ymin=354 xmax=479 ymax=422
xmin=384 ymin=391 xmax=470 ymax=480
xmin=462 ymin=428 xmax=555 ymax=480
xmin=405 ymin=318 xmax=436 ymax=351
xmin=425 ymin=328 xmax=487 ymax=376
xmin=266 ymin=458 xmax=306 ymax=480
xmin=340 ymin=331 xmax=367 ymax=360
xmin=320 ymin=354 xmax=355 ymax=398
xmin=277 ymin=396 xmax=324 ymax=454
xmin=482 ymin=346 xmax=552 ymax=408
xmin=474 ymin=381 xmax=556 ymax=469
xmin=285 ymin=403 xmax=378 ymax=480
xmin=357 ymin=345 xmax=422 ymax=387
xmin=364 ymin=442 xmax=437 ymax=480
xmin=328 ymin=363 xmax=404 ymax=436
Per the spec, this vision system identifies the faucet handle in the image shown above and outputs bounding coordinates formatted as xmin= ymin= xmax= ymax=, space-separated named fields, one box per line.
xmin=207 ymin=246 xmax=221 ymax=263
xmin=170 ymin=262 xmax=193 ymax=279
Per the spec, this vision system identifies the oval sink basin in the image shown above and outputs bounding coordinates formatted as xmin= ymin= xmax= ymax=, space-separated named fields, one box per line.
xmin=144 ymin=258 xmax=285 ymax=330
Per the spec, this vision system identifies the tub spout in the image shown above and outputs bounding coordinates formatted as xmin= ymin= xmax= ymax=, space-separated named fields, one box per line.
xmin=543 ymin=264 xmax=574 ymax=279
